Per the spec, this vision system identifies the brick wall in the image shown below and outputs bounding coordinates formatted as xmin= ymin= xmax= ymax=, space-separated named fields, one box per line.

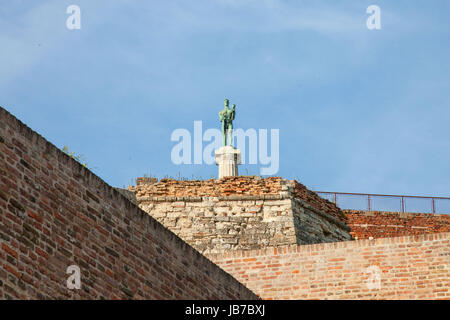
xmin=0 ymin=107 xmax=258 ymax=300
xmin=133 ymin=176 xmax=285 ymax=197
xmin=208 ymin=233 xmax=450 ymax=300
xmin=344 ymin=210 xmax=450 ymax=239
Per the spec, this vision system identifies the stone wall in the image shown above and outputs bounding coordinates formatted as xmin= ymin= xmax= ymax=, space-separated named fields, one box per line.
xmin=291 ymin=181 xmax=344 ymax=223
xmin=292 ymin=198 xmax=351 ymax=244
xmin=344 ymin=210 xmax=450 ymax=239
xmin=138 ymin=196 xmax=297 ymax=254
xmin=0 ymin=107 xmax=258 ymax=300
xmin=132 ymin=177 xmax=347 ymax=223
xmin=131 ymin=178 xmax=351 ymax=254
xmin=208 ymin=232 xmax=450 ymax=300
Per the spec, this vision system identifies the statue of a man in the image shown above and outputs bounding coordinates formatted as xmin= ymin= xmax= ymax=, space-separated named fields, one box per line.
xmin=219 ymin=99 xmax=236 ymax=146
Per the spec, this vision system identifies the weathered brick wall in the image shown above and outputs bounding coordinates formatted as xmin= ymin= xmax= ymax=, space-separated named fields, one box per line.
xmin=208 ymin=233 xmax=450 ymax=300
xmin=0 ymin=107 xmax=258 ymax=300
xmin=133 ymin=176 xmax=285 ymax=197
xmin=130 ymin=177 xmax=350 ymax=253
xmin=344 ymin=210 xmax=450 ymax=240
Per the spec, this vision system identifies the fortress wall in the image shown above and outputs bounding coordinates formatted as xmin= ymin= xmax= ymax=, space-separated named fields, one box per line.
xmin=208 ymin=232 xmax=450 ymax=300
xmin=139 ymin=197 xmax=297 ymax=254
xmin=292 ymin=199 xmax=351 ymax=244
xmin=344 ymin=210 xmax=450 ymax=240
xmin=290 ymin=181 xmax=345 ymax=223
xmin=132 ymin=179 xmax=351 ymax=253
xmin=0 ymin=107 xmax=258 ymax=300
xmin=131 ymin=176 xmax=347 ymax=223
xmin=133 ymin=176 xmax=286 ymax=198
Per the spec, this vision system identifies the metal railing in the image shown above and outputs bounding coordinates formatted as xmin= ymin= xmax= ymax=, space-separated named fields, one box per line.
xmin=315 ymin=191 xmax=450 ymax=215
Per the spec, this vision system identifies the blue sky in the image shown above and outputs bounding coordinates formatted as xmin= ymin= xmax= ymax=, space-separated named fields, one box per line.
xmin=1 ymin=0 xmax=449 ymax=198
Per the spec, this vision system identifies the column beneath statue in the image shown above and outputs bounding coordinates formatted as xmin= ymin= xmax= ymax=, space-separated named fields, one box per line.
xmin=215 ymin=146 xmax=241 ymax=179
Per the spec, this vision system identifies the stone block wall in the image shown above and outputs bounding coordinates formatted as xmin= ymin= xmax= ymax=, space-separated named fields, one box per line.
xmin=132 ymin=177 xmax=347 ymax=224
xmin=138 ymin=196 xmax=297 ymax=254
xmin=208 ymin=232 xmax=450 ymax=300
xmin=130 ymin=178 xmax=351 ymax=254
xmin=292 ymin=198 xmax=351 ymax=244
xmin=0 ymin=107 xmax=258 ymax=300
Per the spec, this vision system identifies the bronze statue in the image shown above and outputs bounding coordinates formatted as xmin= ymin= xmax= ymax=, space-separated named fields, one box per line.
xmin=219 ymin=99 xmax=236 ymax=146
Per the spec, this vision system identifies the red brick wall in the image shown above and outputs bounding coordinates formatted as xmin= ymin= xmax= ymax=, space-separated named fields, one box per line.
xmin=0 ymin=107 xmax=258 ymax=300
xmin=132 ymin=176 xmax=285 ymax=198
xmin=344 ymin=210 xmax=450 ymax=239
xmin=208 ymin=233 xmax=450 ymax=300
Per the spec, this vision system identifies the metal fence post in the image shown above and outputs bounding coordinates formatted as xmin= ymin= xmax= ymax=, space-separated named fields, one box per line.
xmin=368 ymin=194 xmax=371 ymax=211
xmin=401 ymin=196 xmax=404 ymax=213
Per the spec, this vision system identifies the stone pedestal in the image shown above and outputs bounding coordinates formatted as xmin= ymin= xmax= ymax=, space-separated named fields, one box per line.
xmin=215 ymin=146 xmax=241 ymax=179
